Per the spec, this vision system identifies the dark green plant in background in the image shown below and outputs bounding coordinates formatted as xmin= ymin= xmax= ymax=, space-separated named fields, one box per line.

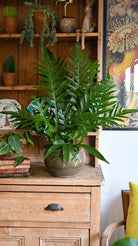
xmin=20 ymin=0 xmax=57 ymax=57
xmin=1 ymin=43 xmax=138 ymax=166
xmin=3 ymin=55 xmax=16 ymax=73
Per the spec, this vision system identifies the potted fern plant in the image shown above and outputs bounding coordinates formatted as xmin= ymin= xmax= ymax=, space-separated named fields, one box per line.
xmin=20 ymin=0 xmax=57 ymax=57
xmin=0 ymin=43 xmax=137 ymax=177
xmin=3 ymin=7 xmax=18 ymax=34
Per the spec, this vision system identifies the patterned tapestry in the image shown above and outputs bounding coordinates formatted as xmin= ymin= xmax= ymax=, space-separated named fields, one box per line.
xmin=104 ymin=0 xmax=138 ymax=129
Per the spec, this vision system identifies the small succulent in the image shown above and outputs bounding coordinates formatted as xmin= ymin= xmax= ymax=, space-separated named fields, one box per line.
xmin=3 ymin=55 xmax=16 ymax=73
xmin=4 ymin=7 xmax=18 ymax=18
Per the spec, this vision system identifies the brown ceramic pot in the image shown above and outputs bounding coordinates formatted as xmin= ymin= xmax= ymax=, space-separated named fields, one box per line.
xmin=4 ymin=17 xmax=17 ymax=34
xmin=45 ymin=148 xmax=86 ymax=178
xmin=59 ymin=17 xmax=76 ymax=33
xmin=33 ymin=10 xmax=50 ymax=33
xmin=2 ymin=72 xmax=15 ymax=86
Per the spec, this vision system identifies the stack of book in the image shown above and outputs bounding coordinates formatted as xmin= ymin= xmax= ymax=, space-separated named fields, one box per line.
xmin=0 ymin=158 xmax=31 ymax=177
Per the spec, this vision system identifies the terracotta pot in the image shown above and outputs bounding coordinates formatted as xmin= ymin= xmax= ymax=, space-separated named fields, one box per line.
xmin=45 ymin=148 xmax=86 ymax=178
xmin=4 ymin=17 xmax=17 ymax=34
xmin=33 ymin=10 xmax=50 ymax=33
xmin=59 ymin=17 xmax=76 ymax=33
xmin=2 ymin=72 xmax=15 ymax=86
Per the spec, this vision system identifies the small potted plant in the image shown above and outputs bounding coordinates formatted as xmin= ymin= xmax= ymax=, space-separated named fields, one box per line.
xmin=2 ymin=54 xmax=16 ymax=86
xmin=56 ymin=0 xmax=76 ymax=33
xmin=0 ymin=132 xmax=33 ymax=167
xmin=20 ymin=0 xmax=57 ymax=57
xmin=0 ymin=43 xmax=137 ymax=177
xmin=3 ymin=7 xmax=18 ymax=34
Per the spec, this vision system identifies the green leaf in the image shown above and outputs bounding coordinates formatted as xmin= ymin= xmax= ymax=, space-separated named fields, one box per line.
xmin=63 ymin=145 xmax=70 ymax=166
xmin=0 ymin=140 xmax=9 ymax=155
xmin=44 ymin=144 xmax=61 ymax=159
xmin=80 ymin=144 xmax=109 ymax=164
xmin=14 ymin=156 xmax=24 ymax=167
xmin=24 ymin=131 xmax=34 ymax=146
xmin=112 ymin=237 xmax=138 ymax=246
xmin=8 ymin=135 xmax=22 ymax=154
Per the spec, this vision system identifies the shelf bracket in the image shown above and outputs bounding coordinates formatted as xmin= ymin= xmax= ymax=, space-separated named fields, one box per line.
xmin=76 ymin=29 xmax=80 ymax=42
xmin=81 ymin=31 xmax=86 ymax=50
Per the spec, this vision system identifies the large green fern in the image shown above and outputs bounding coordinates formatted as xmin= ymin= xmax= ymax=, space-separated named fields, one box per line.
xmin=1 ymin=43 xmax=138 ymax=166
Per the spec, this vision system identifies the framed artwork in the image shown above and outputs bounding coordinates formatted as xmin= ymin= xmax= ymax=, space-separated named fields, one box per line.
xmin=103 ymin=0 xmax=138 ymax=130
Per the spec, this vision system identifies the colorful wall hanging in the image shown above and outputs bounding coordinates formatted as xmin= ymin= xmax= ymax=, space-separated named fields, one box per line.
xmin=103 ymin=0 xmax=138 ymax=129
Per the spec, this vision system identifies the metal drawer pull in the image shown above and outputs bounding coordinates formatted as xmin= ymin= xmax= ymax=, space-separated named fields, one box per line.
xmin=44 ymin=203 xmax=64 ymax=211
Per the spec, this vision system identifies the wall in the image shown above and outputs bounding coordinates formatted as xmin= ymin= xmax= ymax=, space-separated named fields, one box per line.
xmin=99 ymin=130 xmax=138 ymax=244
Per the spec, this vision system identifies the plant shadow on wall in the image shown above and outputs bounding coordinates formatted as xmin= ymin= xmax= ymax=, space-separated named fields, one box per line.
xmin=0 ymin=43 xmax=137 ymax=175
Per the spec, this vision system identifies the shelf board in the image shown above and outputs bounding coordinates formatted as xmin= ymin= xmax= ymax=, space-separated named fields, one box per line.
xmin=56 ymin=32 xmax=100 ymax=38
xmin=0 ymin=32 xmax=100 ymax=39
xmin=0 ymin=129 xmax=38 ymax=136
xmin=0 ymin=34 xmax=21 ymax=38
xmin=0 ymin=129 xmax=98 ymax=137
xmin=87 ymin=132 xmax=98 ymax=136
xmin=0 ymin=85 xmax=38 ymax=91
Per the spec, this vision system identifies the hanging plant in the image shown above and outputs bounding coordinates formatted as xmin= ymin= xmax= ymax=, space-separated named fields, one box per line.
xmin=20 ymin=0 xmax=57 ymax=57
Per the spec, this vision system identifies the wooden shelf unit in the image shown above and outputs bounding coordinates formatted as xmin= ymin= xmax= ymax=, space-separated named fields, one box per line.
xmin=0 ymin=0 xmax=102 ymax=167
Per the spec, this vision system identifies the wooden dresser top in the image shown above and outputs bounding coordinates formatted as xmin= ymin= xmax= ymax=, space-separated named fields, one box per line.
xmin=0 ymin=163 xmax=104 ymax=186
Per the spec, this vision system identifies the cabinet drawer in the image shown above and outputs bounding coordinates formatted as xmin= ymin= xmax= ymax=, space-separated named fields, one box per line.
xmin=0 ymin=192 xmax=90 ymax=223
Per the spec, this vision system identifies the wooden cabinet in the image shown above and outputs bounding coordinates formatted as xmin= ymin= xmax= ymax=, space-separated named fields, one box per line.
xmin=0 ymin=0 xmax=102 ymax=165
xmin=0 ymin=163 xmax=104 ymax=246
xmin=0 ymin=2 xmax=104 ymax=245
xmin=0 ymin=229 xmax=89 ymax=246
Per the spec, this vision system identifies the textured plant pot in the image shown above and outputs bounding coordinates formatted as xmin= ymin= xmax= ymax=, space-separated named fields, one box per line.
xmin=59 ymin=17 xmax=76 ymax=33
xmin=33 ymin=10 xmax=50 ymax=33
xmin=4 ymin=17 xmax=17 ymax=34
xmin=2 ymin=72 xmax=15 ymax=86
xmin=45 ymin=148 xmax=86 ymax=178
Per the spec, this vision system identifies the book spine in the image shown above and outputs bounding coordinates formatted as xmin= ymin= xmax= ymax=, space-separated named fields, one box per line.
xmin=0 ymin=164 xmax=30 ymax=170
xmin=0 ymin=173 xmax=30 ymax=178
xmin=0 ymin=168 xmax=29 ymax=174
xmin=0 ymin=158 xmax=31 ymax=166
